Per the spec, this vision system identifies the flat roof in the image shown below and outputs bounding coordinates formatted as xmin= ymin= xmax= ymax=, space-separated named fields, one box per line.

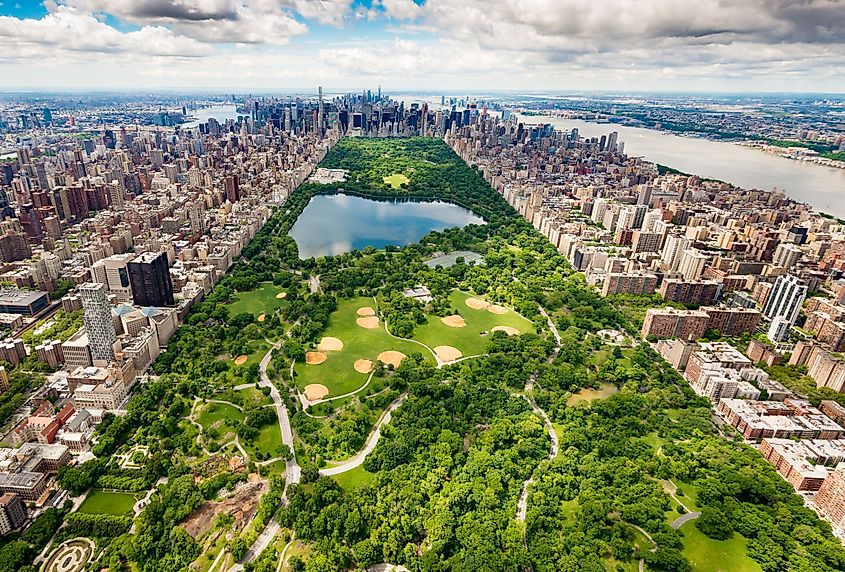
xmin=0 ymin=290 xmax=48 ymax=306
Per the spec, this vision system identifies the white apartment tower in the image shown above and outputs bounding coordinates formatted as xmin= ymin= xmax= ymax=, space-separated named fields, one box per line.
xmin=762 ymin=275 xmax=808 ymax=341
xmin=677 ymin=249 xmax=709 ymax=281
xmin=79 ymin=283 xmax=116 ymax=362
xmin=661 ymin=234 xmax=692 ymax=271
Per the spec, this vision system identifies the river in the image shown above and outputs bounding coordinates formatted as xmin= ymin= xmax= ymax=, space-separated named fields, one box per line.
xmin=521 ymin=114 xmax=845 ymax=218
xmin=181 ymin=104 xmax=243 ymax=128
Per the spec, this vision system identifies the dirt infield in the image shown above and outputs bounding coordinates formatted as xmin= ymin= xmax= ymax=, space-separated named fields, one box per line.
xmin=304 ymin=384 xmax=330 ymax=401
xmin=377 ymin=351 xmax=406 ymax=368
xmin=487 ymin=304 xmax=508 ymax=315
xmin=441 ymin=315 xmax=467 ymax=328
xmin=465 ymin=297 xmax=490 ymax=310
xmin=356 ymin=316 xmax=380 ymax=329
xmin=305 ymin=351 xmax=327 ymax=365
xmin=435 ymin=345 xmax=463 ymax=362
xmin=233 ymin=355 xmax=248 ymax=365
xmin=275 ymin=292 xmax=287 ymax=299
xmin=492 ymin=326 xmax=521 ymax=336
xmin=257 ymin=313 xmax=266 ymax=322
xmin=357 ymin=306 xmax=376 ymax=316
xmin=354 ymin=359 xmax=374 ymax=374
xmin=317 ymin=336 xmax=344 ymax=351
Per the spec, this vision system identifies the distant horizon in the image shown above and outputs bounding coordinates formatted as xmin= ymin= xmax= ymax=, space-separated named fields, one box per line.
xmin=1 ymin=88 xmax=844 ymax=98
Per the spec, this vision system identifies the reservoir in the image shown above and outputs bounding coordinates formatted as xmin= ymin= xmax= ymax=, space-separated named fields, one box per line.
xmin=522 ymin=114 xmax=845 ymax=218
xmin=290 ymin=193 xmax=485 ymax=258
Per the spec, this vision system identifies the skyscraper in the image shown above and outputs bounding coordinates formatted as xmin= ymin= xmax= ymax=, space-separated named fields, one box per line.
xmin=79 ymin=283 xmax=116 ymax=362
xmin=128 ymin=252 xmax=174 ymax=307
xmin=317 ymin=86 xmax=324 ymax=137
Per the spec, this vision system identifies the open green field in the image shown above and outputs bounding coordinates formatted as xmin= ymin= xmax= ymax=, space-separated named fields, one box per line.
xmin=250 ymin=421 xmax=283 ymax=458
xmin=78 ymin=489 xmax=140 ymax=516
xmin=331 ymin=465 xmax=376 ymax=491
xmin=382 ymin=173 xmax=410 ymax=189
xmin=236 ymin=386 xmax=273 ymax=407
xmin=567 ymin=382 xmax=619 ymax=406
xmin=225 ymin=281 xmax=288 ymax=317
xmin=412 ymin=290 xmax=534 ymax=357
xmin=294 ymin=296 xmax=432 ymax=397
xmin=680 ymin=522 xmax=762 ymax=572
xmin=196 ymin=401 xmax=243 ymax=439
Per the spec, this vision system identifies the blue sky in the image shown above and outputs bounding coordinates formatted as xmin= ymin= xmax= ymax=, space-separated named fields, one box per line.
xmin=0 ymin=1 xmax=843 ymax=92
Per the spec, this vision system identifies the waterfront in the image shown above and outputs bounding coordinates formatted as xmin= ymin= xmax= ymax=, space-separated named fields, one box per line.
xmin=182 ymin=104 xmax=243 ymax=128
xmin=290 ymin=193 xmax=485 ymax=258
xmin=522 ymin=114 xmax=845 ymax=218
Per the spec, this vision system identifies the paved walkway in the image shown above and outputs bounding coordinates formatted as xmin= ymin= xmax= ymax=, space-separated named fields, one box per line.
xmin=516 ymin=305 xmax=561 ymax=523
xmin=319 ymin=392 xmax=409 ymax=476
xmin=229 ymin=343 xmax=300 ymax=571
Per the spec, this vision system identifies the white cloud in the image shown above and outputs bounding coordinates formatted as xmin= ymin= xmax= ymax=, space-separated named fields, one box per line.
xmin=0 ymin=5 xmax=210 ymax=59
xmin=377 ymin=0 xmax=422 ymax=21
xmin=62 ymin=0 xmax=309 ymax=44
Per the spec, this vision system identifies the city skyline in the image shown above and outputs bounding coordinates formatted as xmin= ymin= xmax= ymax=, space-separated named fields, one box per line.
xmin=1 ymin=0 xmax=844 ymax=92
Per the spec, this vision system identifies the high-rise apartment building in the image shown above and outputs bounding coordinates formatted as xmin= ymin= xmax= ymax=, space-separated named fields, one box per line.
xmin=815 ymin=466 xmax=845 ymax=534
xmin=128 ymin=252 xmax=174 ymax=307
xmin=661 ymin=234 xmax=692 ymax=271
xmin=762 ymin=275 xmax=807 ymax=341
xmin=79 ymin=283 xmax=115 ymax=362
xmin=678 ymin=249 xmax=709 ymax=281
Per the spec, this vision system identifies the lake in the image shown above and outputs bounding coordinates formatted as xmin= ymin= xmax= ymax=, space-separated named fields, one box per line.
xmin=522 ymin=114 xmax=845 ymax=217
xmin=290 ymin=193 xmax=486 ymax=258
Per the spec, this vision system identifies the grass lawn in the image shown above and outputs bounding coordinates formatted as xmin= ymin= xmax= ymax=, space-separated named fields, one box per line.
xmin=680 ymin=521 xmax=762 ymax=572
xmin=567 ymin=382 xmax=619 ymax=406
xmin=294 ymin=296 xmax=432 ymax=397
xmin=225 ymin=282 xmax=288 ymax=317
xmin=552 ymin=422 xmax=566 ymax=444
xmin=249 ymin=420 xmax=283 ymax=458
xmin=241 ymin=340 xmax=270 ymax=367
xmin=235 ymin=386 xmax=273 ymax=407
xmin=383 ymin=173 xmax=410 ymax=189
xmin=412 ymin=290 xmax=534 ymax=357
xmin=196 ymin=401 xmax=244 ymax=443
xmin=78 ymin=489 xmax=141 ymax=516
xmin=331 ymin=465 xmax=376 ymax=491
xmin=259 ymin=459 xmax=288 ymax=478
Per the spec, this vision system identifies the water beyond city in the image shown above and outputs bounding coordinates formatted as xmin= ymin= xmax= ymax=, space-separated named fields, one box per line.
xmin=525 ymin=115 xmax=845 ymax=218
xmin=290 ymin=193 xmax=485 ymax=258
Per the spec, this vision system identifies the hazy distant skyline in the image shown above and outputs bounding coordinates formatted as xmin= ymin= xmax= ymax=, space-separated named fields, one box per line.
xmin=1 ymin=0 xmax=844 ymax=93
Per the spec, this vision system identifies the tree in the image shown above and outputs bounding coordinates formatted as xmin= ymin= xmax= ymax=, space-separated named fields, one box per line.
xmin=696 ymin=507 xmax=734 ymax=541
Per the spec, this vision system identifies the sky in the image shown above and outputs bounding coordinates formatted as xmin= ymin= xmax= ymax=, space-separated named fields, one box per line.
xmin=0 ymin=0 xmax=844 ymax=93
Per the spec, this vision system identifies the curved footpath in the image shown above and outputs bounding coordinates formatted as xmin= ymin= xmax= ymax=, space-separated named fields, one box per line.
xmin=516 ymin=306 xmax=562 ymax=523
xmin=230 ymin=344 xmax=300 ymax=572
xmin=319 ymin=392 xmax=409 ymax=476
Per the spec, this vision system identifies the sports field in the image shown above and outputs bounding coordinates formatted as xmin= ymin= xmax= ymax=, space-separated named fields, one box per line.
xmin=294 ymin=296 xmax=431 ymax=398
xmin=225 ymin=281 xmax=288 ymax=317
xmin=294 ymin=292 xmax=533 ymax=399
xmin=413 ymin=290 xmax=534 ymax=357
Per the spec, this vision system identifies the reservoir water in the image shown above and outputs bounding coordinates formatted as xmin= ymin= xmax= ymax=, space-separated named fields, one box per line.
xmin=523 ymin=114 xmax=845 ymax=218
xmin=290 ymin=193 xmax=485 ymax=258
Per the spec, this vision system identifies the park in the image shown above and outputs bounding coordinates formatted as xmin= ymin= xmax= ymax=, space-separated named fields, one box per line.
xmin=291 ymin=290 xmax=534 ymax=404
